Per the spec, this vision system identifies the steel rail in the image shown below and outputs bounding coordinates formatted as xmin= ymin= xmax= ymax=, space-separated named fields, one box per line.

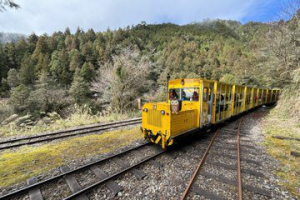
xmin=0 ymin=118 xmax=141 ymax=150
xmin=180 ymin=119 xmax=244 ymax=200
xmin=180 ymin=129 xmax=220 ymax=200
xmin=63 ymin=150 xmax=165 ymax=200
xmin=0 ymin=142 xmax=149 ymax=200
xmin=237 ymin=119 xmax=243 ymax=200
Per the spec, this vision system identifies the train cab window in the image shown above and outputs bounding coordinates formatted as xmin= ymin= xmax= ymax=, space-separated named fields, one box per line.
xmin=170 ymin=88 xmax=199 ymax=101
xmin=169 ymin=89 xmax=179 ymax=100
xmin=182 ymin=88 xmax=199 ymax=101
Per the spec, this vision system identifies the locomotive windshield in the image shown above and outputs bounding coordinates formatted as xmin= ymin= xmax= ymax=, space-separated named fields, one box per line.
xmin=169 ymin=88 xmax=199 ymax=101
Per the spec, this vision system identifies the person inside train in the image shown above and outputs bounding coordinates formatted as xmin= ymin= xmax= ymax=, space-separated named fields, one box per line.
xmin=192 ymin=91 xmax=199 ymax=101
xmin=225 ymin=94 xmax=229 ymax=110
xmin=220 ymin=94 xmax=225 ymax=111
xmin=169 ymin=89 xmax=178 ymax=100
xmin=234 ymin=94 xmax=237 ymax=108
xmin=181 ymin=91 xmax=188 ymax=100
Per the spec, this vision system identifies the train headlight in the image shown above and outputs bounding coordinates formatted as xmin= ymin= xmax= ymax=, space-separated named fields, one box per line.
xmin=143 ymin=108 xmax=148 ymax=112
xmin=161 ymin=110 xmax=165 ymax=115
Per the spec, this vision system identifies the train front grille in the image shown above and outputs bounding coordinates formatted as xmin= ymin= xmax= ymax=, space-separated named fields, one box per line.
xmin=147 ymin=110 xmax=162 ymax=127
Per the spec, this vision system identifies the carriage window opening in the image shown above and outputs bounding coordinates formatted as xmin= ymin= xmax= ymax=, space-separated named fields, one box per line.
xmin=203 ymin=87 xmax=208 ymax=102
xmin=220 ymin=94 xmax=225 ymax=103
xmin=225 ymin=94 xmax=229 ymax=111
xmin=208 ymin=88 xmax=212 ymax=101
xmin=216 ymin=93 xmax=220 ymax=113
xmin=220 ymin=94 xmax=225 ymax=111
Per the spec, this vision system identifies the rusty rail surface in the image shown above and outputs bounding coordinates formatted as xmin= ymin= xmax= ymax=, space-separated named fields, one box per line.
xmin=180 ymin=119 xmax=244 ymax=200
xmin=237 ymin=119 xmax=243 ymax=200
xmin=180 ymin=129 xmax=220 ymax=200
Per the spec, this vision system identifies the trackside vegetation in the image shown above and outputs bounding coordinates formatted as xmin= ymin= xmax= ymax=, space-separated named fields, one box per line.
xmin=263 ymin=109 xmax=300 ymax=198
xmin=0 ymin=104 xmax=139 ymax=138
xmin=0 ymin=127 xmax=142 ymax=187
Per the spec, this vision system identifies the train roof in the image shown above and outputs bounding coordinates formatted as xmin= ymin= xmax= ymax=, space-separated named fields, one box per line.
xmin=168 ymin=78 xmax=280 ymax=91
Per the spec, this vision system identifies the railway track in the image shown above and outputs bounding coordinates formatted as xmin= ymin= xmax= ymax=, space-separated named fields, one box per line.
xmin=0 ymin=142 xmax=165 ymax=200
xmin=180 ymin=119 xmax=272 ymax=200
xmin=0 ymin=113 xmax=280 ymax=199
xmin=0 ymin=118 xmax=141 ymax=151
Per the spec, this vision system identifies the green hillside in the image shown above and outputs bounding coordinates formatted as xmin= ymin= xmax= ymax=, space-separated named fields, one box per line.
xmin=0 ymin=17 xmax=298 ymax=120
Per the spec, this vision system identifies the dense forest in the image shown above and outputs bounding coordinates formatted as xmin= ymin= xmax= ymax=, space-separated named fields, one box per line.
xmin=0 ymin=12 xmax=299 ymax=122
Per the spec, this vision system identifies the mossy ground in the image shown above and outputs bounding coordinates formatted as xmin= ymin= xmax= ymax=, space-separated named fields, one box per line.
xmin=0 ymin=126 xmax=142 ymax=188
xmin=263 ymin=109 xmax=300 ymax=198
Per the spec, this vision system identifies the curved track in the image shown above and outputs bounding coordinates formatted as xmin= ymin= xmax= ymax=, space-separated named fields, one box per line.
xmin=0 ymin=118 xmax=141 ymax=151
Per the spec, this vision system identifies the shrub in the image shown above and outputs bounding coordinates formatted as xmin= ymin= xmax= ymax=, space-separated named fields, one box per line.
xmin=8 ymin=84 xmax=31 ymax=113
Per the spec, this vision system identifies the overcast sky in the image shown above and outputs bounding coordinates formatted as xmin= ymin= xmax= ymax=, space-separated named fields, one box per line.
xmin=0 ymin=0 xmax=285 ymax=35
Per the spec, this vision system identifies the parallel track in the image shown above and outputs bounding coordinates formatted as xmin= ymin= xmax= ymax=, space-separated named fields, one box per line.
xmin=0 ymin=118 xmax=141 ymax=151
xmin=0 ymin=142 xmax=165 ymax=200
xmin=64 ymin=150 xmax=164 ymax=200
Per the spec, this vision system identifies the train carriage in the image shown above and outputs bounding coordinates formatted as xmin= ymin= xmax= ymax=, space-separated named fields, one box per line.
xmin=141 ymin=78 xmax=279 ymax=149
xmin=261 ymin=89 xmax=267 ymax=104
xmin=214 ymin=82 xmax=233 ymax=123
xmin=245 ymin=86 xmax=252 ymax=110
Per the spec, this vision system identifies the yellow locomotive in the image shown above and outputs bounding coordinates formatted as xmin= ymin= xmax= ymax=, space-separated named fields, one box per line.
xmin=141 ymin=78 xmax=279 ymax=149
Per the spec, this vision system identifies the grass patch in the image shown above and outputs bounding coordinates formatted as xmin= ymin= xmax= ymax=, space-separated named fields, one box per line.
xmin=263 ymin=109 xmax=300 ymax=198
xmin=0 ymin=126 xmax=142 ymax=188
xmin=0 ymin=105 xmax=140 ymax=138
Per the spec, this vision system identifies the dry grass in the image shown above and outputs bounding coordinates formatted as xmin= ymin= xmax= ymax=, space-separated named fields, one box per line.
xmin=0 ymin=105 xmax=140 ymax=138
xmin=0 ymin=126 xmax=142 ymax=188
xmin=263 ymin=108 xmax=300 ymax=198
xmin=0 ymin=99 xmax=14 ymax=123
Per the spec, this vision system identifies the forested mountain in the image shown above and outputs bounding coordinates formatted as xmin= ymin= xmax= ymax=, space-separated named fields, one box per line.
xmin=0 ymin=17 xmax=299 ymax=119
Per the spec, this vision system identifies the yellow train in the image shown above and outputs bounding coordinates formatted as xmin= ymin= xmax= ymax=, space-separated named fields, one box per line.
xmin=141 ymin=78 xmax=280 ymax=149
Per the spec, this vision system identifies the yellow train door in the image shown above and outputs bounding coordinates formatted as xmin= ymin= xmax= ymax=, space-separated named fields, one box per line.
xmin=201 ymin=81 xmax=214 ymax=127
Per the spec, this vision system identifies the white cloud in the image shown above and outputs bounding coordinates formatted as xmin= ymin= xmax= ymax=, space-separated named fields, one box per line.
xmin=0 ymin=0 xmax=275 ymax=35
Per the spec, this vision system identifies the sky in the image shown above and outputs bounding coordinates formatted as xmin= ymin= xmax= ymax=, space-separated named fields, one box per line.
xmin=0 ymin=0 xmax=289 ymax=35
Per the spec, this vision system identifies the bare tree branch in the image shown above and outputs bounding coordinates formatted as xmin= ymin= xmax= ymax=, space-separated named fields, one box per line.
xmin=91 ymin=47 xmax=152 ymax=113
xmin=0 ymin=0 xmax=20 ymax=11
